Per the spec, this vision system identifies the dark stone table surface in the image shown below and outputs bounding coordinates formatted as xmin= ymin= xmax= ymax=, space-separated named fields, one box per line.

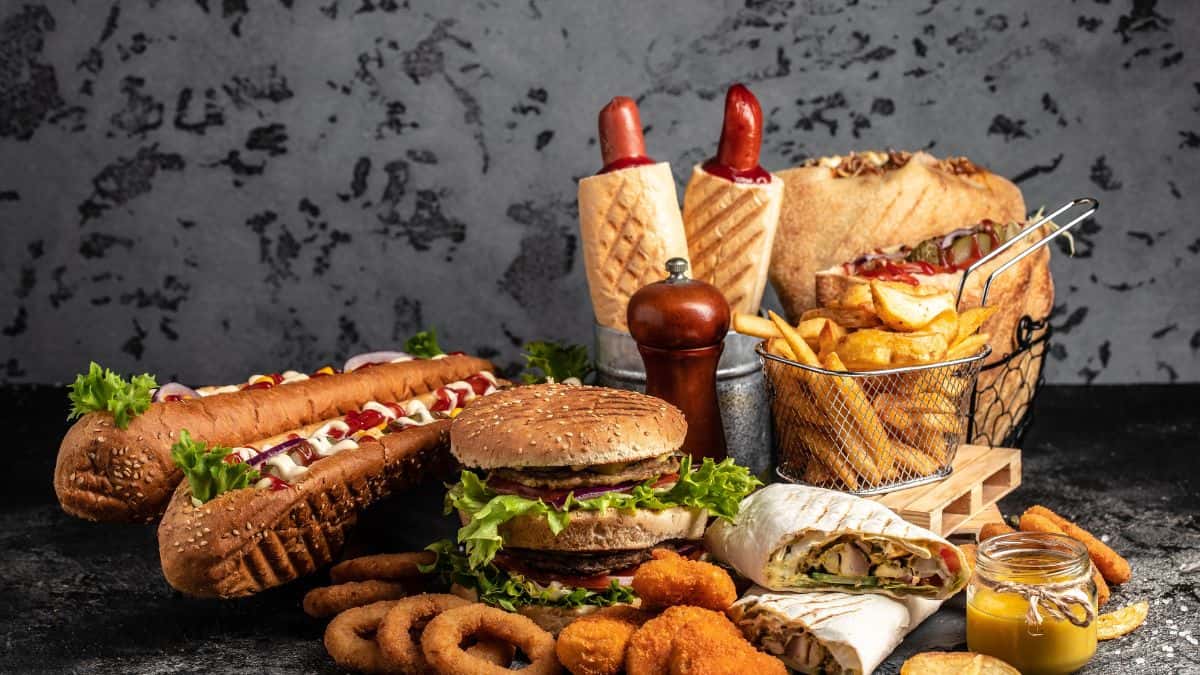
xmin=1 ymin=384 xmax=1197 ymax=674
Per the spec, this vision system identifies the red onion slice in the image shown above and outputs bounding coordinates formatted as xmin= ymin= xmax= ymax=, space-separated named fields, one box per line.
xmin=939 ymin=227 xmax=978 ymax=250
xmin=248 ymin=437 xmax=306 ymax=467
xmin=152 ymin=382 xmax=201 ymax=402
xmin=343 ymin=351 xmax=412 ymax=373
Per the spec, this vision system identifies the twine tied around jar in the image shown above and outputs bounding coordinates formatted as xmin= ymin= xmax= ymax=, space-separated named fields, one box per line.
xmin=979 ymin=564 xmax=1097 ymax=633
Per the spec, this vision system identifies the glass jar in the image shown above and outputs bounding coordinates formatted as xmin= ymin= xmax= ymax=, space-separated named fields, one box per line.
xmin=967 ymin=532 xmax=1097 ymax=675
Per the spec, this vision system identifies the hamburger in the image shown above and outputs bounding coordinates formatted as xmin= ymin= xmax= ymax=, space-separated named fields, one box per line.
xmin=427 ymin=383 xmax=760 ymax=632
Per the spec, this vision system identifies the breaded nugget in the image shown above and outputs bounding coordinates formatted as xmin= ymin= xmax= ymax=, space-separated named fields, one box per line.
xmin=979 ymin=521 xmax=1016 ymax=541
xmin=668 ymin=621 xmax=787 ymax=675
xmin=631 ymin=549 xmax=737 ymax=611
xmin=1019 ymin=512 xmax=1111 ymax=607
xmin=1025 ymin=505 xmax=1131 ymax=584
xmin=626 ymin=606 xmax=741 ymax=675
xmin=556 ymin=608 xmax=650 ymax=675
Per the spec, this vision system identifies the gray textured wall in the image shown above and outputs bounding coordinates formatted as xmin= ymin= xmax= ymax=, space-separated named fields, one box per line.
xmin=1 ymin=0 xmax=1197 ymax=385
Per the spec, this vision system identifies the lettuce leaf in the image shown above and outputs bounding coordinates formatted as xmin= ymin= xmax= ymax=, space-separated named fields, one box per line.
xmin=447 ymin=456 xmax=760 ymax=568
xmin=170 ymin=429 xmax=261 ymax=503
xmin=424 ymin=540 xmax=637 ymax=611
xmin=520 ymin=341 xmax=593 ymax=384
xmin=67 ymin=362 xmax=157 ymax=430
xmin=405 ymin=328 xmax=444 ymax=358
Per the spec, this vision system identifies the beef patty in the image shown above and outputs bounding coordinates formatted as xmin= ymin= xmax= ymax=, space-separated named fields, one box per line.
xmin=499 ymin=539 xmax=699 ymax=577
xmin=488 ymin=453 xmax=681 ymax=489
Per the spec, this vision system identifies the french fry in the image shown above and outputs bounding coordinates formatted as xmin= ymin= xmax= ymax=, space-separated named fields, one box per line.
xmin=801 ymin=453 xmax=833 ymax=485
xmin=913 ymin=390 xmax=960 ymax=415
xmin=835 ymin=330 xmax=949 ymax=370
xmin=733 ymin=312 xmax=780 ymax=340
xmin=817 ymin=321 xmax=839 ymax=360
xmin=924 ymin=310 xmax=959 ymax=347
xmin=1025 ymin=505 xmax=1132 ymax=584
xmin=915 ymin=411 xmax=965 ymax=435
xmin=1019 ymin=512 xmax=1111 ymax=607
xmin=767 ymin=336 xmax=797 ymax=361
xmin=892 ymin=439 xmax=941 ymax=476
xmin=947 ymin=333 xmax=990 ymax=360
xmin=801 ymin=306 xmax=882 ymax=329
xmin=823 ymin=351 xmax=892 ymax=478
xmin=793 ymin=424 xmax=859 ymax=491
xmin=954 ymin=306 xmax=997 ymax=345
xmin=872 ymin=393 xmax=914 ymax=431
xmin=870 ymin=281 xmax=956 ymax=332
xmin=769 ymin=311 xmax=821 ymax=367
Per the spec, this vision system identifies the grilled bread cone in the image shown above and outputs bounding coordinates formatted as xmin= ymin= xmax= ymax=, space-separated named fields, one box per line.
xmin=682 ymin=165 xmax=784 ymax=315
xmin=578 ymin=162 xmax=689 ymax=331
xmin=769 ymin=151 xmax=1025 ymax=320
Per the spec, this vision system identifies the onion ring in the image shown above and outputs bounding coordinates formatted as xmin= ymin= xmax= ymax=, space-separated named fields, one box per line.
xmin=422 ymin=604 xmax=561 ymax=675
xmin=377 ymin=593 xmax=472 ymax=671
xmin=303 ymin=580 xmax=412 ymax=618
xmin=330 ymin=552 xmax=436 ymax=583
xmin=323 ymin=600 xmax=398 ymax=674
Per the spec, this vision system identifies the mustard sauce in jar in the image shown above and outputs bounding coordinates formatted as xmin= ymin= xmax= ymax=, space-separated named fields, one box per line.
xmin=967 ymin=532 xmax=1097 ymax=675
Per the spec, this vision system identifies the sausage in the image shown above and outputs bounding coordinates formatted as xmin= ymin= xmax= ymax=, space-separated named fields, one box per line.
xmin=703 ymin=83 xmax=771 ymax=184
xmin=597 ymin=96 xmax=655 ymax=174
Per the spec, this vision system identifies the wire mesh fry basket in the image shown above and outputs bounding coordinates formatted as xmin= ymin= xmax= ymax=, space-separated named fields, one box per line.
xmin=759 ymin=345 xmax=990 ymax=494
xmin=971 ymin=316 xmax=1051 ymax=447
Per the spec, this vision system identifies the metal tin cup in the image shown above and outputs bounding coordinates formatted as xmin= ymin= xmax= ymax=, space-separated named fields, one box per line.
xmin=593 ymin=323 xmax=772 ymax=478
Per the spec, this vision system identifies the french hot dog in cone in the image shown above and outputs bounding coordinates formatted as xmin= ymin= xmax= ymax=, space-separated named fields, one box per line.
xmin=578 ymin=97 xmax=689 ymax=332
xmin=682 ymin=84 xmax=783 ymax=316
xmin=769 ymin=151 xmax=1026 ymax=320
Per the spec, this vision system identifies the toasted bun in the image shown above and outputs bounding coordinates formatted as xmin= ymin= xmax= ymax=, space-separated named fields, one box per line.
xmin=450 ymin=384 xmax=686 ymax=468
xmin=769 ymin=151 xmax=1026 ymax=319
xmin=157 ymin=421 xmax=454 ymax=598
xmin=56 ymin=354 xmax=492 ymax=523
xmin=476 ymin=505 xmax=707 ymax=552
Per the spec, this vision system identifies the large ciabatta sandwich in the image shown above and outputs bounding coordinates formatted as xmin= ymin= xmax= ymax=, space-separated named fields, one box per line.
xmin=429 ymin=383 xmax=760 ymax=633
xmin=769 ymin=151 xmax=1027 ymax=321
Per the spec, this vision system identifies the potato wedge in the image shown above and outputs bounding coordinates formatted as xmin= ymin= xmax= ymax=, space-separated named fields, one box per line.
xmin=835 ymin=329 xmax=949 ymax=370
xmin=924 ymin=309 xmax=960 ymax=346
xmin=817 ymin=321 xmax=840 ymax=360
xmin=832 ymin=281 xmax=875 ymax=311
xmin=870 ymin=281 xmax=956 ymax=332
xmin=801 ymin=306 xmax=882 ymax=330
xmin=954 ymin=306 xmax=998 ymax=344
xmin=1097 ymin=601 xmax=1149 ymax=640
xmin=947 ymin=333 xmax=990 ymax=360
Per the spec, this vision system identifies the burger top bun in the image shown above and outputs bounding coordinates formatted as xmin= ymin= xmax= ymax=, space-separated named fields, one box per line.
xmin=450 ymin=383 xmax=686 ymax=469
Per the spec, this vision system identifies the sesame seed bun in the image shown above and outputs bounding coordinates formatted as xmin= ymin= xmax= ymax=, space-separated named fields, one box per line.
xmin=450 ymin=384 xmax=686 ymax=469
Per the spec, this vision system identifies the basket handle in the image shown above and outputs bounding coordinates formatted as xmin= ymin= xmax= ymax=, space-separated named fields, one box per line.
xmin=956 ymin=197 xmax=1099 ymax=308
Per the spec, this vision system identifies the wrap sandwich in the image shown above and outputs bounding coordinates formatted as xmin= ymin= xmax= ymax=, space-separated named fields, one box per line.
xmin=706 ymin=484 xmax=969 ymax=599
xmin=769 ymin=150 xmax=1026 ymax=321
xmin=730 ymin=587 xmax=941 ymax=675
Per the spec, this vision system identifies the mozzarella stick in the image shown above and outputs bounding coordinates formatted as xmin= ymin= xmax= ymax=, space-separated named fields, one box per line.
xmin=1025 ymin=505 xmax=1131 ymax=584
xmin=1020 ymin=512 xmax=1111 ymax=607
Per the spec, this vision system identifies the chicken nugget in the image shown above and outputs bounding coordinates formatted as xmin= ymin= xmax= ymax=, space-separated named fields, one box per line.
xmin=1019 ymin=512 xmax=1111 ymax=607
xmin=1025 ymin=505 xmax=1131 ymax=584
xmin=631 ymin=549 xmax=737 ymax=611
xmin=979 ymin=521 xmax=1016 ymax=541
xmin=668 ymin=621 xmax=787 ymax=675
xmin=556 ymin=609 xmax=648 ymax=675
xmin=626 ymin=606 xmax=741 ymax=675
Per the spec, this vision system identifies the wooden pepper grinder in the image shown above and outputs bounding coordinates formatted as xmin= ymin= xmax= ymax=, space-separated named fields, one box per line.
xmin=627 ymin=257 xmax=730 ymax=462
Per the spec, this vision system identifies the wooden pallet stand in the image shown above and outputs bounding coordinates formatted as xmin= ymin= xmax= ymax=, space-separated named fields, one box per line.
xmin=868 ymin=445 xmax=1020 ymax=537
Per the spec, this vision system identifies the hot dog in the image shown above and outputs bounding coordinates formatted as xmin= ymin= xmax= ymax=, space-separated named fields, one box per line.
xmin=578 ymin=96 xmax=689 ymax=332
xmin=158 ymin=371 xmax=504 ymax=598
xmin=682 ymin=83 xmax=783 ymax=315
xmin=55 ymin=346 xmax=494 ymax=523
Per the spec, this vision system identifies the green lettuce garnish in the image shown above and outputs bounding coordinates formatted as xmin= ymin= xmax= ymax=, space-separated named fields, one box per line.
xmin=424 ymin=539 xmax=637 ymax=611
xmin=446 ymin=456 xmax=761 ymax=569
xmin=520 ymin=340 xmax=593 ymax=384
xmin=405 ymin=328 xmax=445 ymax=358
xmin=67 ymin=361 xmax=158 ymax=430
xmin=170 ymin=429 xmax=261 ymax=503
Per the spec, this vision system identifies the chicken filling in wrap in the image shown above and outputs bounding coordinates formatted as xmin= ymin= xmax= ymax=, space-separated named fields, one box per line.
xmin=737 ymin=605 xmax=839 ymax=673
xmin=766 ymin=535 xmax=959 ymax=592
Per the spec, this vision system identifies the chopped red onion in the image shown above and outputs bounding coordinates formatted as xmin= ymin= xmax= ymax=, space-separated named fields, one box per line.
xmin=343 ymin=351 xmax=412 ymax=373
xmin=152 ymin=382 xmax=201 ymax=402
xmin=248 ymin=437 xmax=306 ymax=467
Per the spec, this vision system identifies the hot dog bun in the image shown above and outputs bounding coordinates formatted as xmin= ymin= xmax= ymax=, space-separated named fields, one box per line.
xmin=55 ymin=354 xmax=493 ymax=523
xmin=158 ymin=420 xmax=454 ymax=598
xmin=682 ymin=165 xmax=783 ymax=315
xmin=578 ymin=162 xmax=689 ymax=331
xmin=769 ymin=151 xmax=1026 ymax=319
